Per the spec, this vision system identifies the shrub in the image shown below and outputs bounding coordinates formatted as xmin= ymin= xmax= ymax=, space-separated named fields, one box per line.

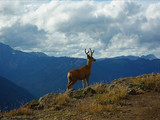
xmin=139 ymin=81 xmax=145 ymax=90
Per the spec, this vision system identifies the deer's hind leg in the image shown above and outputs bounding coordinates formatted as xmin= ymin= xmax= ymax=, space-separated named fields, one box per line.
xmin=67 ymin=80 xmax=76 ymax=90
xmin=67 ymin=74 xmax=76 ymax=90
xmin=67 ymin=73 xmax=73 ymax=90
xmin=82 ymin=80 xmax=85 ymax=88
xmin=67 ymin=76 xmax=72 ymax=90
xmin=67 ymin=80 xmax=72 ymax=90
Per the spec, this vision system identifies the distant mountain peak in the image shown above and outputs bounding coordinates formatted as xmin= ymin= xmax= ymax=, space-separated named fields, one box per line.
xmin=141 ymin=54 xmax=157 ymax=60
xmin=29 ymin=52 xmax=48 ymax=57
xmin=0 ymin=42 xmax=48 ymax=58
xmin=0 ymin=42 xmax=13 ymax=50
xmin=113 ymin=54 xmax=158 ymax=60
xmin=113 ymin=55 xmax=139 ymax=60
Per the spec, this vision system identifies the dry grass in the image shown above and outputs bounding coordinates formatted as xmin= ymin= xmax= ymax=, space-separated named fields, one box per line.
xmin=91 ymin=83 xmax=108 ymax=94
xmin=55 ymin=93 xmax=70 ymax=105
xmin=76 ymin=74 xmax=160 ymax=115
xmin=95 ymin=85 xmax=127 ymax=105
xmin=77 ymin=85 xmax=127 ymax=115
xmin=132 ymin=73 xmax=160 ymax=91
xmin=3 ymin=107 xmax=32 ymax=117
xmin=77 ymin=102 xmax=118 ymax=114
xmin=61 ymin=111 xmax=77 ymax=117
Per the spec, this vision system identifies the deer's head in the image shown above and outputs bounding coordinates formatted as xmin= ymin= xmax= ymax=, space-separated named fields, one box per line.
xmin=85 ymin=48 xmax=96 ymax=62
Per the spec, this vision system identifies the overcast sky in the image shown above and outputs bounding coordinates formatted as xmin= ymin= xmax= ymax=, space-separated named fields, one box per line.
xmin=0 ymin=0 xmax=160 ymax=58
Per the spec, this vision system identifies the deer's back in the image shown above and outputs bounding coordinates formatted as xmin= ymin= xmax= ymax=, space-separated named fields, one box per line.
xmin=68 ymin=65 xmax=90 ymax=80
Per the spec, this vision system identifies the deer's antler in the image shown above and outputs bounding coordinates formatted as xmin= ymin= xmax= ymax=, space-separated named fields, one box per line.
xmin=89 ymin=48 xmax=94 ymax=57
xmin=85 ymin=49 xmax=89 ymax=56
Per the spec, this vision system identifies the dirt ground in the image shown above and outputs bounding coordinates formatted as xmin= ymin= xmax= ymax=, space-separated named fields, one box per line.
xmin=52 ymin=91 xmax=160 ymax=120
xmin=100 ymin=91 xmax=160 ymax=120
xmin=64 ymin=91 xmax=160 ymax=120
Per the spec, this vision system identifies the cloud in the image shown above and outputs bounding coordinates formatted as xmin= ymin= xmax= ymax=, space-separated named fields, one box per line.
xmin=0 ymin=0 xmax=160 ymax=58
xmin=0 ymin=23 xmax=47 ymax=52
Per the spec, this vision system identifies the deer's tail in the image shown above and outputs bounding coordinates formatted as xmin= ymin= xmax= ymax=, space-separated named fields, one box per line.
xmin=67 ymin=72 xmax=72 ymax=81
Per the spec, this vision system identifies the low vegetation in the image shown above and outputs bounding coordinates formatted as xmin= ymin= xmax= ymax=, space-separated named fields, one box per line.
xmin=77 ymin=84 xmax=127 ymax=114
xmin=2 ymin=107 xmax=32 ymax=117
xmin=1 ymin=73 xmax=160 ymax=120
xmin=95 ymin=85 xmax=127 ymax=105
xmin=55 ymin=93 xmax=70 ymax=106
xmin=77 ymin=102 xmax=117 ymax=115
xmin=132 ymin=73 xmax=160 ymax=92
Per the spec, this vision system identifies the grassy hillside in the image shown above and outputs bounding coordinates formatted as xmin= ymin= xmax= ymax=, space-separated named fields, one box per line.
xmin=1 ymin=73 xmax=160 ymax=120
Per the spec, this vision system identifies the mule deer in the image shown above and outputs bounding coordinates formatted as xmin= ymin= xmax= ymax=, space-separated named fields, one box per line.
xmin=67 ymin=48 xmax=96 ymax=90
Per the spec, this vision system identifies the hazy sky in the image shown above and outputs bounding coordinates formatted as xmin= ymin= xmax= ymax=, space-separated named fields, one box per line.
xmin=0 ymin=0 xmax=160 ymax=58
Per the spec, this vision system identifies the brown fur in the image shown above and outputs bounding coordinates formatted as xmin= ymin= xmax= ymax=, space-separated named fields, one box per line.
xmin=67 ymin=49 xmax=96 ymax=90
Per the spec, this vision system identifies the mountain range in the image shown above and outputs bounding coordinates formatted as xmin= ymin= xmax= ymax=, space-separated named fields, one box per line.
xmin=113 ymin=54 xmax=157 ymax=60
xmin=0 ymin=75 xmax=34 ymax=111
xmin=0 ymin=43 xmax=160 ymax=98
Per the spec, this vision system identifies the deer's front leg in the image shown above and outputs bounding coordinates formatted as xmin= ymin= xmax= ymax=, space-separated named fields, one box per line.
xmin=82 ymin=80 xmax=85 ymax=88
xmin=86 ymin=77 xmax=89 ymax=87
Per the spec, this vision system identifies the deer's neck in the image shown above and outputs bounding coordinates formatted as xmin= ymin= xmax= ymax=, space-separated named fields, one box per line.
xmin=87 ymin=60 xmax=93 ymax=69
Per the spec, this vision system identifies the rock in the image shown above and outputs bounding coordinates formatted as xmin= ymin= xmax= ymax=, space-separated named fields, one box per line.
xmin=30 ymin=102 xmax=40 ymax=110
xmin=66 ymin=88 xmax=85 ymax=99
xmin=127 ymin=88 xmax=145 ymax=95
xmin=65 ymin=88 xmax=76 ymax=94
xmin=90 ymin=83 xmax=108 ymax=93
xmin=24 ymin=99 xmax=40 ymax=110
xmin=66 ymin=87 xmax=96 ymax=98
xmin=38 ymin=93 xmax=57 ymax=109
xmin=83 ymin=87 xmax=96 ymax=97
xmin=127 ymin=88 xmax=137 ymax=95
xmin=39 ymin=93 xmax=57 ymax=103
xmin=65 ymin=88 xmax=77 ymax=97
